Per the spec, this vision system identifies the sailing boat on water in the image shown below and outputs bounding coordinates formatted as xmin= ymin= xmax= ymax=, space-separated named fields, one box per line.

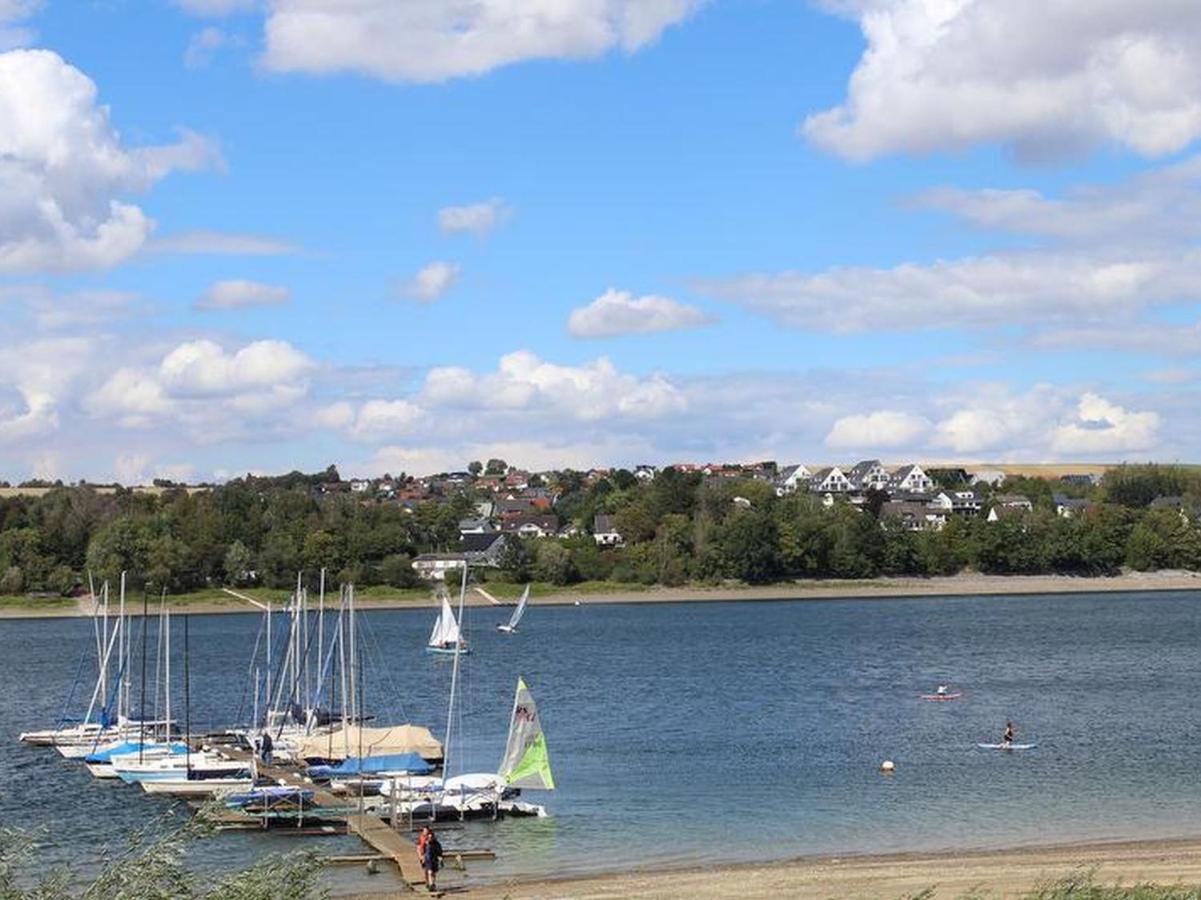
xmin=426 ymin=588 xmax=469 ymax=655
xmin=385 ymin=676 xmax=554 ymax=819
xmin=496 ymin=585 xmax=530 ymax=634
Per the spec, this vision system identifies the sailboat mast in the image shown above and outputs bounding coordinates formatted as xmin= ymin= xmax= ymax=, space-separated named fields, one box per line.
xmin=164 ymin=609 xmax=171 ymax=740
xmin=139 ymin=587 xmax=148 ymax=759
xmin=444 ymin=563 xmax=468 ymax=779
xmin=317 ymin=568 xmax=325 ymax=715
xmin=118 ymin=572 xmax=127 ymax=723
xmin=183 ymin=614 xmax=191 ymax=777
xmin=348 ymin=584 xmax=357 ymax=724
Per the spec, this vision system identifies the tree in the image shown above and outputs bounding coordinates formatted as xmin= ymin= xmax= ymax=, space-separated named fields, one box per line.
xmin=485 ymin=458 xmax=508 ymax=476
xmin=497 ymin=535 xmax=531 ymax=581
xmin=378 ymin=553 xmax=418 ymax=588
xmin=0 ymin=565 xmax=23 ymax=595
xmin=532 ymin=540 xmax=576 ymax=585
xmin=223 ymin=540 xmax=253 ymax=586
xmin=467 ymin=461 xmax=483 ymax=477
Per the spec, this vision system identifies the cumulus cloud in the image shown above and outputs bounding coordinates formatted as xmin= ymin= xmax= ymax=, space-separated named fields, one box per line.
xmin=825 ymin=410 xmax=930 ymax=449
xmin=195 ymin=279 xmax=290 ymax=309
xmin=1050 ymin=393 xmax=1160 ymax=454
xmin=260 ymin=0 xmax=703 ymax=82
xmin=804 ymin=0 xmax=1201 ymax=161
xmin=402 ymin=260 xmax=459 ymax=301
xmin=87 ymin=338 xmax=314 ymax=429
xmin=0 ymin=49 xmax=222 ymax=272
xmin=568 ymin=288 xmax=713 ymax=338
xmin=0 ymin=0 xmax=39 ymax=49
xmin=437 ymin=198 xmax=510 ymax=237
xmin=420 ymin=350 xmax=688 ymax=421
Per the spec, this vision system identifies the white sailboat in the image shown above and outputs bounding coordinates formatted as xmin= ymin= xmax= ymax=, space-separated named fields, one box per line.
xmin=384 ymin=677 xmax=554 ymax=819
xmin=426 ymin=589 xmax=469 ymax=655
xmin=496 ymin=585 xmax=530 ymax=634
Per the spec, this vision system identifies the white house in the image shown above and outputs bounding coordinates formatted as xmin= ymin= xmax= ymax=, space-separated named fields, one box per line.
xmin=810 ymin=467 xmax=852 ymax=493
xmin=970 ymin=469 xmax=1007 ymax=488
xmin=848 ymin=459 xmax=890 ymax=491
xmin=775 ymin=464 xmax=813 ymax=496
xmin=412 ymin=553 xmax=467 ymax=580
xmin=889 ymin=464 xmax=934 ymax=494
xmin=593 ymin=514 xmax=624 ymax=547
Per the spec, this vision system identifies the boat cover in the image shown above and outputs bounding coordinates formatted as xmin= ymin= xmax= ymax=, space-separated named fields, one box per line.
xmin=297 ymin=724 xmax=444 ymax=762
xmin=316 ymin=752 xmax=435 ymax=776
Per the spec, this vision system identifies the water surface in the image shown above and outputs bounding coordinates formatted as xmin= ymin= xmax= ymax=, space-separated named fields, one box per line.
xmin=3 ymin=591 xmax=1200 ymax=892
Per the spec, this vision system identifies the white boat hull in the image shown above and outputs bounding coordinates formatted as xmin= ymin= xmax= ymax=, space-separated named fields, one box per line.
xmin=141 ymin=777 xmax=252 ymax=797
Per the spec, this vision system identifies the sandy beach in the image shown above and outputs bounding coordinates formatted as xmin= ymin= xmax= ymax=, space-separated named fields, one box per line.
xmin=2 ymin=570 xmax=1200 ymax=620
xmin=449 ymin=836 xmax=1201 ymax=898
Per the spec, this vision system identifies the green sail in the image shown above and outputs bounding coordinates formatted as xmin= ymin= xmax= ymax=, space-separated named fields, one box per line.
xmin=498 ymin=678 xmax=555 ymax=790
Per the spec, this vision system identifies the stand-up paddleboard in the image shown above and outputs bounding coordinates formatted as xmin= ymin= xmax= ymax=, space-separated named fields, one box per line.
xmin=920 ymin=692 xmax=962 ymax=701
xmin=977 ymin=742 xmax=1036 ymax=750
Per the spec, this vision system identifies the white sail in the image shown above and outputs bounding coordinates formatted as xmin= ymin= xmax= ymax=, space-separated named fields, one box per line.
xmin=428 ymin=593 xmax=460 ymax=647
xmin=506 ymin=585 xmax=530 ymax=631
xmin=498 ymin=678 xmax=554 ymax=790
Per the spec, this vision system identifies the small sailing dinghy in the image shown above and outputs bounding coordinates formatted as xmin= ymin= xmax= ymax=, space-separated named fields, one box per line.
xmin=427 ymin=591 xmax=469 ymax=655
xmin=497 ymin=585 xmax=530 ymax=634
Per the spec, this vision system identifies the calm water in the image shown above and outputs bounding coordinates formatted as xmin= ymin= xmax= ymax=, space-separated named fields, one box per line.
xmin=4 ymin=591 xmax=1201 ymax=893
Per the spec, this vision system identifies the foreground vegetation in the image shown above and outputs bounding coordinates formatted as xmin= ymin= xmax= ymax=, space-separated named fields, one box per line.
xmin=1 ymin=463 xmax=1200 ymax=599
xmin=0 ymin=808 xmax=325 ymax=899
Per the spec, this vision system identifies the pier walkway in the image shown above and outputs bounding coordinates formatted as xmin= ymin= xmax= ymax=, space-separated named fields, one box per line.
xmin=214 ymin=745 xmax=425 ymax=888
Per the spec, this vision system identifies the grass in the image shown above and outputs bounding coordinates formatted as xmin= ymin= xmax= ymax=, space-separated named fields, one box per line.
xmin=0 ymin=594 xmax=76 ymax=609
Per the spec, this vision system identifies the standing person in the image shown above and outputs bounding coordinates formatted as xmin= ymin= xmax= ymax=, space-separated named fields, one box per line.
xmin=260 ymin=730 xmax=273 ymax=766
xmin=1002 ymin=721 xmax=1015 ymax=747
xmin=417 ymin=825 xmax=444 ymax=892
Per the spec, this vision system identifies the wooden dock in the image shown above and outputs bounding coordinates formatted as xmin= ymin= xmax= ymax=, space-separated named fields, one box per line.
xmin=214 ymin=746 xmax=425 ymax=888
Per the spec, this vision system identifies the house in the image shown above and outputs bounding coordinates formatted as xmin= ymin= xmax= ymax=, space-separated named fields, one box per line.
xmin=503 ymin=514 xmax=561 ymax=538
xmin=495 ymin=497 xmax=537 ymax=519
xmin=775 ymin=464 xmax=812 ymax=495
xmin=462 ymin=532 xmax=507 ymax=566
xmin=810 ymin=466 xmax=852 ymax=493
xmin=458 ymin=517 xmax=491 ymax=535
xmin=994 ymin=494 xmax=1033 ymax=511
xmin=848 ymin=459 xmax=890 ymax=492
xmin=1060 ymin=473 xmax=1102 ymax=487
xmin=349 ymin=478 xmax=372 ymax=493
xmin=889 ymin=464 xmax=934 ymax=494
xmin=1053 ymin=494 xmax=1094 ymax=518
xmin=593 ymin=513 xmax=623 ymax=547
xmin=412 ymin=552 xmax=467 ymax=580
xmin=732 ymin=496 xmax=753 ymax=509
xmin=633 ymin=465 xmax=658 ymax=482
xmin=936 ymin=488 xmax=985 ymax=516
xmin=880 ymin=500 xmax=947 ymax=531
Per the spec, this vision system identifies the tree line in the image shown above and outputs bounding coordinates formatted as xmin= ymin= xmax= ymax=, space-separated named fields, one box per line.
xmin=0 ymin=464 xmax=1198 ymax=596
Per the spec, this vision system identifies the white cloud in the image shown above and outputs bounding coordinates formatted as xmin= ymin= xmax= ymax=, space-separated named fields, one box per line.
xmin=260 ymin=0 xmax=703 ymax=82
xmin=1032 ymin=319 xmax=1201 ymax=356
xmin=805 ymin=0 xmax=1201 ymax=161
xmin=0 ymin=49 xmax=222 ymax=272
xmin=825 ymin=410 xmax=930 ymax=449
xmin=195 ymin=279 xmax=290 ymax=309
xmin=149 ymin=230 xmax=298 ymax=255
xmin=0 ymin=336 xmax=94 ymax=442
xmin=421 ymin=350 xmax=687 ymax=421
xmin=87 ymin=338 xmax=314 ymax=431
xmin=346 ymin=399 xmax=425 ymax=440
xmin=0 ymin=285 xmax=141 ymax=329
xmin=911 ymin=156 xmax=1201 ymax=246
xmin=568 ymin=287 xmax=713 ymax=338
xmin=698 ymin=251 xmax=1201 ymax=332
xmin=1050 ymin=392 xmax=1160 ymax=454
xmin=403 ymin=260 xmax=459 ymax=301
xmin=437 ymin=198 xmax=510 ymax=237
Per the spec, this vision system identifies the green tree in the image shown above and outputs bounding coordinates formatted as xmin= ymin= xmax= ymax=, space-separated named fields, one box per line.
xmin=223 ymin=540 xmax=253 ymax=586
xmin=532 ymin=540 xmax=576 ymax=585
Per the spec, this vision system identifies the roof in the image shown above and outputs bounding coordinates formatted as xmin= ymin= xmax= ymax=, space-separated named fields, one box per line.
xmin=594 ymin=513 xmax=619 ymax=533
xmin=848 ymin=459 xmax=883 ymax=478
xmin=1149 ymin=495 xmax=1185 ymax=508
xmin=461 ymin=532 xmax=504 ymax=553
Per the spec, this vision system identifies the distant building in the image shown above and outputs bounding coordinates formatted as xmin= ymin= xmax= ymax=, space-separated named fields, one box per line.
xmin=970 ymin=469 xmax=1007 ymax=488
xmin=848 ymin=459 xmax=890 ymax=492
xmin=593 ymin=514 xmax=623 ymax=547
xmin=775 ymin=464 xmax=812 ymax=495
xmin=1053 ymin=494 xmax=1094 ymax=518
xmin=888 ymin=464 xmax=934 ymax=494
xmin=810 ymin=467 xmax=852 ymax=493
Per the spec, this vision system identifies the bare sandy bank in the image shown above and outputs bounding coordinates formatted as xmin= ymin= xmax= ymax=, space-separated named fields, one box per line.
xmin=453 ymin=835 xmax=1201 ymax=899
xmin=1 ymin=570 xmax=1199 ymax=620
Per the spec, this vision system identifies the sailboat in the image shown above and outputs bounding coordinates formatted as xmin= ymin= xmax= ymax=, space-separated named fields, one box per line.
xmin=426 ymin=589 xmax=469 ymax=655
xmin=384 ymin=677 xmax=554 ymax=819
xmin=496 ymin=585 xmax=530 ymax=634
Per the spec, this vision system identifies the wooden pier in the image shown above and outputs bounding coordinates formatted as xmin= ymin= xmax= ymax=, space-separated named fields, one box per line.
xmin=213 ymin=746 xmax=426 ymax=888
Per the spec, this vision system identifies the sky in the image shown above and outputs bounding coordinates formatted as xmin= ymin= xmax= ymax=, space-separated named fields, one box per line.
xmin=1 ymin=0 xmax=1200 ymax=482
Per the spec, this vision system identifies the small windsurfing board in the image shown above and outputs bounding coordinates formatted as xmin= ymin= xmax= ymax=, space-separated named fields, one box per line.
xmin=920 ymin=693 xmax=962 ymax=701
xmin=977 ymin=742 xmax=1036 ymax=750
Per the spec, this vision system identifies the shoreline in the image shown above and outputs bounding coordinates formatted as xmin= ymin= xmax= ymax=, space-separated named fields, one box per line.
xmin=453 ymin=833 xmax=1201 ymax=898
xmin=2 ymin=570 xmax=1200 ymax=620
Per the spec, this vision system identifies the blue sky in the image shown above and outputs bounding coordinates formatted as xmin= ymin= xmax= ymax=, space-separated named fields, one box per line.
xmin=1 ymin=1 xmax=1199 ymax=481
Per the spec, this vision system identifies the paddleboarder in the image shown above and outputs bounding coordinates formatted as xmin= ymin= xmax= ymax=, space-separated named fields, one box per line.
xmin=1002 ymin=721 xmax=1015 ymax=747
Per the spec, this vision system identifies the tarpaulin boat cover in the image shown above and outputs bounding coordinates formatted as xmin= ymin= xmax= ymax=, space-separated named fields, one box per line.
xmin=297 ymin=724 xmax=443 ymax=762
xmin=322 ymin=752 xmax=434 ymax=775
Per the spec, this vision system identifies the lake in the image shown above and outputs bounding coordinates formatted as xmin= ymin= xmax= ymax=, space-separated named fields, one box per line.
xmin=3 ymin=590 xmax=1201 ymax=893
